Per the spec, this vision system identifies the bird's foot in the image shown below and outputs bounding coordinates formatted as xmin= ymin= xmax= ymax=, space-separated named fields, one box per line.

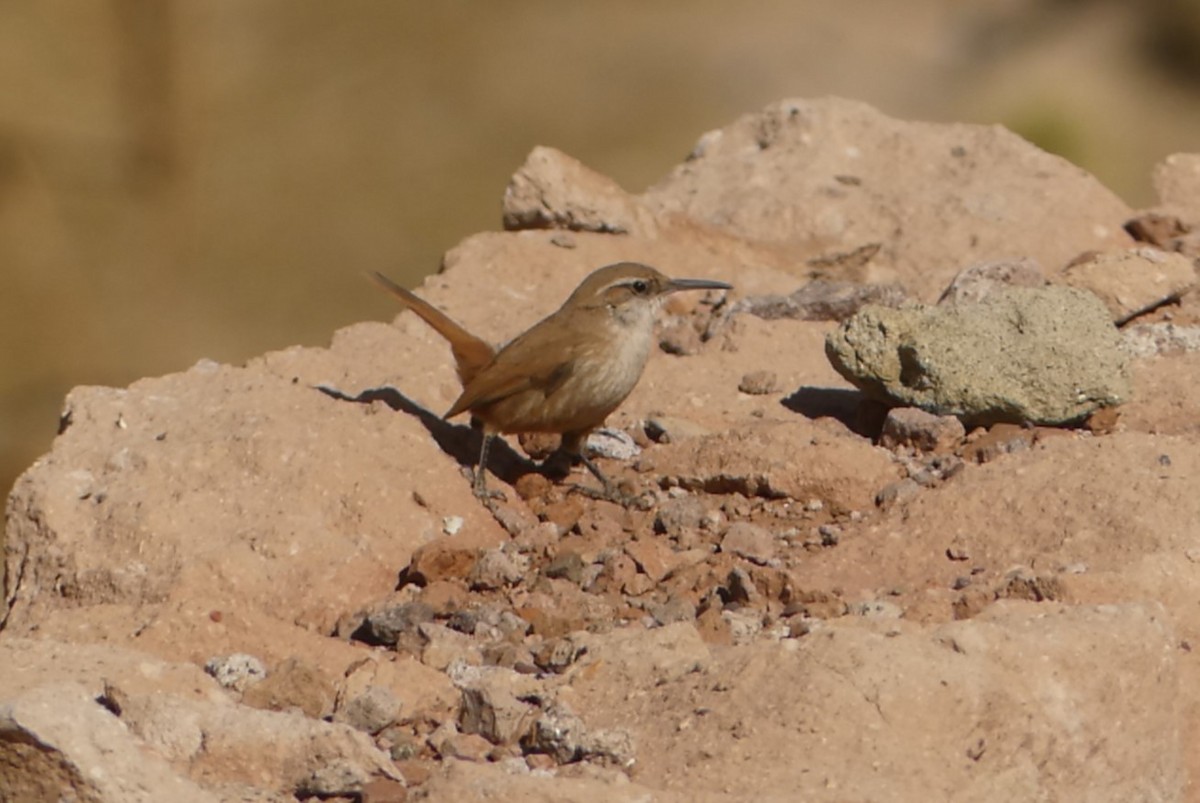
xmin=465 ymin=466 xmax=507 ymax=507
xmin=567 ymin=481 xmax=651 ymax=510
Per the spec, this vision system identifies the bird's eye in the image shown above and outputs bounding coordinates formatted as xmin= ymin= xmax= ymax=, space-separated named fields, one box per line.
xmin=630 ymin=280 xmax=649 ymax=294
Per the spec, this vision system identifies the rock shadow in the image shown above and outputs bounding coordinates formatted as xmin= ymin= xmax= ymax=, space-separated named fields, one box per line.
xmin=781 ymin=386 xmax=882 ymax=438
xmin=315 ymin=385 xmax=532 ymax=486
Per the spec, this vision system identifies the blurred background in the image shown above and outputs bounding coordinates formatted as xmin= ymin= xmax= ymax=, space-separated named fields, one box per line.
xmin=3 ymin=0 xmax=1200 ymax=496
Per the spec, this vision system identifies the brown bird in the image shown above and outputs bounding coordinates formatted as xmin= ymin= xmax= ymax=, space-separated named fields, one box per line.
xmin=370 ymin=262 xmax=731 ymax=502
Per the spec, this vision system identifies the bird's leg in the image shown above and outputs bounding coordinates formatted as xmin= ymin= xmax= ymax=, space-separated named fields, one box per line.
xmin=559 ymin=431 xmax=641 ymax=507
xmin=471 ymin=432 xmax=506 ymax=505
xmin=578 ymin=451 xmax=616 ymax=490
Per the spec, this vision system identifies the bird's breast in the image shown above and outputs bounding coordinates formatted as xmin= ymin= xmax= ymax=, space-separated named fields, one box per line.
xmin=568 ymin=319 xmax=654 ymax=410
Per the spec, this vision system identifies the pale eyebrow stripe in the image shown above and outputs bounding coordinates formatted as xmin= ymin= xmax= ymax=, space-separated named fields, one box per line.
xmin=601 ymin=278 xmax=645 ymax=293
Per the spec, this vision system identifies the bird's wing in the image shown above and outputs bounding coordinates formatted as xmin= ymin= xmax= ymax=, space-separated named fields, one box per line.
xmin=444 ymin=326 xmax=577 ymax=420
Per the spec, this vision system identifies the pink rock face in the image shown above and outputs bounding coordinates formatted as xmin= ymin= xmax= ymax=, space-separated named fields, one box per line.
xmin=1056 ymin=247 xmax=1198 ymax=324
xmin=2 ymin=99 xmax=1198 ymax=802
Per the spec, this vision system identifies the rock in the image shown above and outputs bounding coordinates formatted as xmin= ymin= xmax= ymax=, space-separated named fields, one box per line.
xmin=419 ymin=622 xmax=483 ymax=671
xmin=534 ymin=637 xmax=586 ymax=674
xmin=848 ymin=600 xmax=903 ymax=619
xmin=937 ymin=257 xmax=1046 ymax=305
xmin=543 ymin=551 xmax=586 ymax=584
xmin=952 ymin=587 xmax=993 ymax=620
xmin=403 ymin=540 xmax=481 ymax=586
xmin=240 ymin=657 xmax=337 ymax=719
xmin=469 ymin=548 xmax=528 ymax=591
xmin=576 ymin=602 xmax=1181 ymax=801
xmin=335 ymin=653 xmax=457 ymax=728
xmin=995 ymin=569 xmax=1064 ymax=603
xmin=0 ymin=683 xmax=218 ymax=803
xmin=825 ymin=287 xmax=1131 ymax=426
xmin=623 ymin=537 xmax=677 ymax=583
xmin=653 ymin=494 xmax=709 ymax=537
xmin=587 ymin=551 xmax=638 ymax=597
xmin=1124 ymin=212 xmax=1192 ymax=251
xmin=204 ymin=653 xmax=267 ymax=693
xmin=587 ymin=428 xmax=641 ymax=461
xmin=1151 ymin=152 xmax=1200 ymax=221
xmin=643 ymin=415 xmax=711 ymax=444
xmin=515 ymin=602 xmax=589 ymax=639
xmin=651 ymin=420 xmax=900 ymax=513
xmin=720 ymin=522 xmax=778 ymax=565
xmin=8 ymin=97 xmax=1200 ymax=803
xmin=784 ymin=589 xmax=847 ymax=620
xmin=361 ymin=778 xmax=410 ymax=803
xmin=574 ymin=622 xmax=710 ymax=685
xmin=658 ymin=320 xmax=705 ymax=355
xmin=1122 ymin=322 xmax=1200 ymax=358
xmin=738 ymin=370 xmax=781 ymax=395
xmin=1 ymin=354 xmax=502 ymax=653
xmin=643 ymin=98 xmax=1132 ymax=300
xmin=622 ymin=571 xmax=654 ymax=597
xmin=419 ymin=760 xmax=658 ymax=802
xmin=502 ymin=146 xmax=652 ymax=235
xmin=735 ymin=280 xmax=907 ymax=322
xmin=817 ymin=524 xmax=842 ymax=546
xmin=528 ymin=703 xmax=636 ymax=768
xmin=436 ymin=730 xmax=494 ymax=762
xmin=1056 ymin=248 xmax=1196 ymax=324
xmin=335 ymin=683 xmax=403 ymax=735
xmin=723 ymin=608 xmax=766 ymax=644
xmin=875 ymin=478 xmax=921 ymax=508
xmin=418 ymin=580 xmax=471 ymax=615
xmin=1074 ymin=412 xmax=1117 ymax=437
xmin=647 ymin=595 xmax=698 ymax=626
xmin=299 ymin=760 xmax=378 ymax=798
xmin=724 ymin=565 xmax=762 ymax=606
xmin=960 ymin=423 xmax=1036 ymax=464
xmin=355 ymin=601 xmax=436 ymax=650
xmin=455 ymin=666 xmax=541 ymax=745
xmin=879 ymin=407 xmax=966 ymax=453
xmin=104 ymin=678 xmax=400 ymax=796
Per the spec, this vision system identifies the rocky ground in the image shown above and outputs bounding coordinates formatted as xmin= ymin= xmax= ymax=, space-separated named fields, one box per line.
xmin=3 ymin=97 xmax=1200 ymax=802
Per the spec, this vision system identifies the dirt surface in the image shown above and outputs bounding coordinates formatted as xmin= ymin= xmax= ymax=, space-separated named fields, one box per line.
xmin=3 ymin=98 xmax=1200 ymax=802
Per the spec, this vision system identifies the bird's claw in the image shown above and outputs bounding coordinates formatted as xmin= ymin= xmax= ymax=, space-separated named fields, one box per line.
xmin=567 ymin=482 xmax=650 ymax=509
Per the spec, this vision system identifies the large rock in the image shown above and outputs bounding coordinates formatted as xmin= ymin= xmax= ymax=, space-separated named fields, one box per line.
xmin=500 ymin=99 xmax=1134 ymax=302
xmin=0 ymin=683 xmax=218 ymax=803
xmin=563 ymin=603 xmax=1181 ymax=802
xmin=643 ymin=419 xmax=900 ymax=513
xmin=641 ymin=98 xmax=1133 ymax=300
xmin=113 ymin=684 xmax=401 ymax=797
xmin=1056 ymin=248 xmax=1197 ymax=324
xmin=1151 ymin=152 xmax=1200 ymax=222
xmin=4 ymin=100 xmax=1199 ymax=802
xmin=502 ymin=146 xmax=656 ymax=235
xmin=0 ymin=637 xmax=403 ymax=800
xmin=1 ymin=350 xmax=505 ymax=663
xmin=825 ymin=286 xmax=1131 ymax=425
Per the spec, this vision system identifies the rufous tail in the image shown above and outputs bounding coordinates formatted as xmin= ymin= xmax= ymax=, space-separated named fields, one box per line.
xmin=368 ymin=271 xmax=495 ymax=385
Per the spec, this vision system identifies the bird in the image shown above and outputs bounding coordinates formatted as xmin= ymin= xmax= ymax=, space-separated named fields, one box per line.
xmin=370 ymin=262 xmax=731 ymax=504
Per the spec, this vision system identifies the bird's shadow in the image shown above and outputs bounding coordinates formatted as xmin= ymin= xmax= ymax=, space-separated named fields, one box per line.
xmin=315 ymin=384 xmax=532 ymax=486
xmin=780 ymin=385 xmax=883 ymax=438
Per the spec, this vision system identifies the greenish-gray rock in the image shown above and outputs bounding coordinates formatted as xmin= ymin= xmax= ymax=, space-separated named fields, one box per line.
xmin=825 ymin=286 xmax=1130 ymax=426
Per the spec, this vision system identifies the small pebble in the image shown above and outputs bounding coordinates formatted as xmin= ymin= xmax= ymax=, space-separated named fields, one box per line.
xmin=738 ymin=370 xmax=780 ymax=395
xmin=204 ymin=653 xmax=267 ymax=692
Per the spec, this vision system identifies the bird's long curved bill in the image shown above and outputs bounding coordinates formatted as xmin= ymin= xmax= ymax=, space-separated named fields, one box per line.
xmin=667 ymin=277 xmax=732 ymax=292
